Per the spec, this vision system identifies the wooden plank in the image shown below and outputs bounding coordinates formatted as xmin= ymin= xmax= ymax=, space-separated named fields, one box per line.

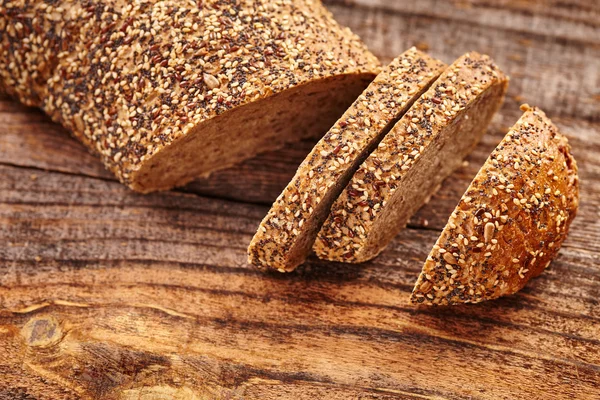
xmin=326 ymin=0 xmax=600 ymax=121
xmin=327 ymin=0 xmax=600 ymax=42
xmin=1 ymin=0 xmax=599 ymax=398
xmin=1 ymin=164 xmax=599 ymax=399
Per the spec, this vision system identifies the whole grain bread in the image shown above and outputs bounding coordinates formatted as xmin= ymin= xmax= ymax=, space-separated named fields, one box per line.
xmin=411 ymin=105 xmax=579 ymax=305
xmin=315 ymin=52 xmax=508 ymax=263
xmin=248 ymin=48 xmax=446 ymax=271
xmin=0 ymin=0 xmax=379 ymax=192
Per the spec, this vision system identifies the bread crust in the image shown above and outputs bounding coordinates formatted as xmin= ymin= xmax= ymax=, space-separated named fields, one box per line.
xmin=0 ymin=0 xmax=379 ymax=192
xmin=315 ymin=52 xmax=508 ymax=263
xmin=411 ymin=105 xmax=579 ymax=305
xmin=248 ymin=48 xmax=446 ymax=271
xmin=0 ymin=0 xmax=86 ymax=106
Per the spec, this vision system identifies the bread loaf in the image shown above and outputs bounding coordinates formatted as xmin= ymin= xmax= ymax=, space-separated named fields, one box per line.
xmin=314 ymin=53 xmax=508 ymax=263
xmin=411 ymin=105 xmax=579 ymax=305
xmin=248 ymin=48 xmax=446 ymax=271
xmin=0 ymin=0 xmax=379 ymax=192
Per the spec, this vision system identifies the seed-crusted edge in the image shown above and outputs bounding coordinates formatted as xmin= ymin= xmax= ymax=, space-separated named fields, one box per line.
xmin=315 ymin=52 xmax=508 ymax=263
xmin=0 ymin=0 xmax=380 ymax=191
xmin=248 ymin=48 xmax=447 ymax=272
xmin=411 ymin=105 xmax=579 ymax=305
xmin=0 ymin=0 xmax=93 ymax=106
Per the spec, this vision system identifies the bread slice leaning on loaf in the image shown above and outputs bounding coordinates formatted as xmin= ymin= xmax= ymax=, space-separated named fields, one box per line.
xmin=248 ymin=48 xmax=447 ymax=271
xmin=411 ymin=105 xmax=579 ymax=305
xmin=314 ymin=52 xmax=509 ymax=263
xmin=0 ymin=0 xmax=380 ymax=192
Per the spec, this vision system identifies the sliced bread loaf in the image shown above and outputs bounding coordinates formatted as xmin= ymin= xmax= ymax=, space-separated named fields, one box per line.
xmin=0 ymin=0 xmax=380 ymax=192
xmin=248 ymin=48 xmax=447 ymax=271
xmin=411 ymin=105 xmax=579 ymax=305
xmin=315 ymin=52 xmax=508 ymax=263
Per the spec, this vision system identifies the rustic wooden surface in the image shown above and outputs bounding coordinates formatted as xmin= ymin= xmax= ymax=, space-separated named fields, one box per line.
xmin=1 ymin=0 xmax=600 ymax=399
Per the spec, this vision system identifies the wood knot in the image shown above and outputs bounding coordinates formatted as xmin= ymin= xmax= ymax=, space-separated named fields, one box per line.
xmin=21 ymin=316 xmax=63 ymax=347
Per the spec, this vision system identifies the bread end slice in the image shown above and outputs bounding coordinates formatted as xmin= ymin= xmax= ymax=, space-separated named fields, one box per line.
xmin=411 ymin=105 xmax=579 ymax=305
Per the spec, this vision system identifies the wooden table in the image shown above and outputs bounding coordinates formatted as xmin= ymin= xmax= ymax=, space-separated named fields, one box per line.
xmin=1 ymin=1 xmax=599 ymax=398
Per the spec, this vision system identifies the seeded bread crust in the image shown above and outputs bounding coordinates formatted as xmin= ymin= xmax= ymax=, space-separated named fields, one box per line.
xmin=0 ymin=0 xmax=380 ymax=192
xmin=411 ymin=105 xmax=579 ymax=305
xmin=0 ymin=0 xmax=87 ymax=106
xmin=315 ymin=52 xmax=508 ymax=263
xmin=247 ymin=48 xmax=447 ymax=271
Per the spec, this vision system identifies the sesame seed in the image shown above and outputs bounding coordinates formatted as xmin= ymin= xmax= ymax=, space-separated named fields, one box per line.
xmin=443 ymin=252 xmax=457 ymax=264
xmin=203 ymin=73 xmax=220 ymax=90
xmin=484 ymin=222 xmax=495 ymax=243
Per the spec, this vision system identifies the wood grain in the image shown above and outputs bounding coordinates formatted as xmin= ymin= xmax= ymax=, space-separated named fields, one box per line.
xmin=1 ymin=0 xmax=599 ymax=399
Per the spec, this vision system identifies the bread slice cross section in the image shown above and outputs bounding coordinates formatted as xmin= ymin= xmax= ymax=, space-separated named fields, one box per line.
xmin=315 ymin=52 xmax=509 ymax=263
xmin=248 ymin=48 xmax=447 ymax=271
xmin=411 ymin=105 xmax=579 ymax=305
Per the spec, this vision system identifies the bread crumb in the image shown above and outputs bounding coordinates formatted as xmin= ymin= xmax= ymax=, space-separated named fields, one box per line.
xmin=518 ymin=39 xmax=533 ymax=47
xmin=508 ymin=54 xmax=523 ymax=62
xmin=415 ymin=41 xmax=430 ymax=51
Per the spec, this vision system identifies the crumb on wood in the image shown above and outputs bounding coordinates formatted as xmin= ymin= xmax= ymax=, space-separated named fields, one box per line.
xmin=360 ymin=16 xmax=376 ymax=28
xmin=508 ymin=54 xmax=523 ymax=62
xmin=415 ymin=41 xmax=430 ymax=51
xmin=453 ymin=0 xmax=473 ymax=9
xmin=518 ymin=38 xmax=533 ymax=47
xmin=444 ymin=38 xmax=457 ymax=46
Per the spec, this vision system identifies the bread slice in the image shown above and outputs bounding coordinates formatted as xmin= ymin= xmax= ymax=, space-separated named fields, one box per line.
xmin=0 ymin=0 xmax=380 ymax=192
xmin=411 ymin=105 xmax=579 ymax=305
xmin=248 ymin=48 xmax=447 ymax=271
xmin=315 ymin=52 xmax=508 ymax=263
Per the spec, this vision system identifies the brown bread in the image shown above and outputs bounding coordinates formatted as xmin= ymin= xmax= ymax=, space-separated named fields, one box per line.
xmin=411 ymin=105 xmax=579 ymax=305
xmin=0 ymin=0 xmax=379 ymax=192
xmin=315 ymin=52 xmax=508 ymax=263
xmin=248 ymin=48 xmax=446 ymax=271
